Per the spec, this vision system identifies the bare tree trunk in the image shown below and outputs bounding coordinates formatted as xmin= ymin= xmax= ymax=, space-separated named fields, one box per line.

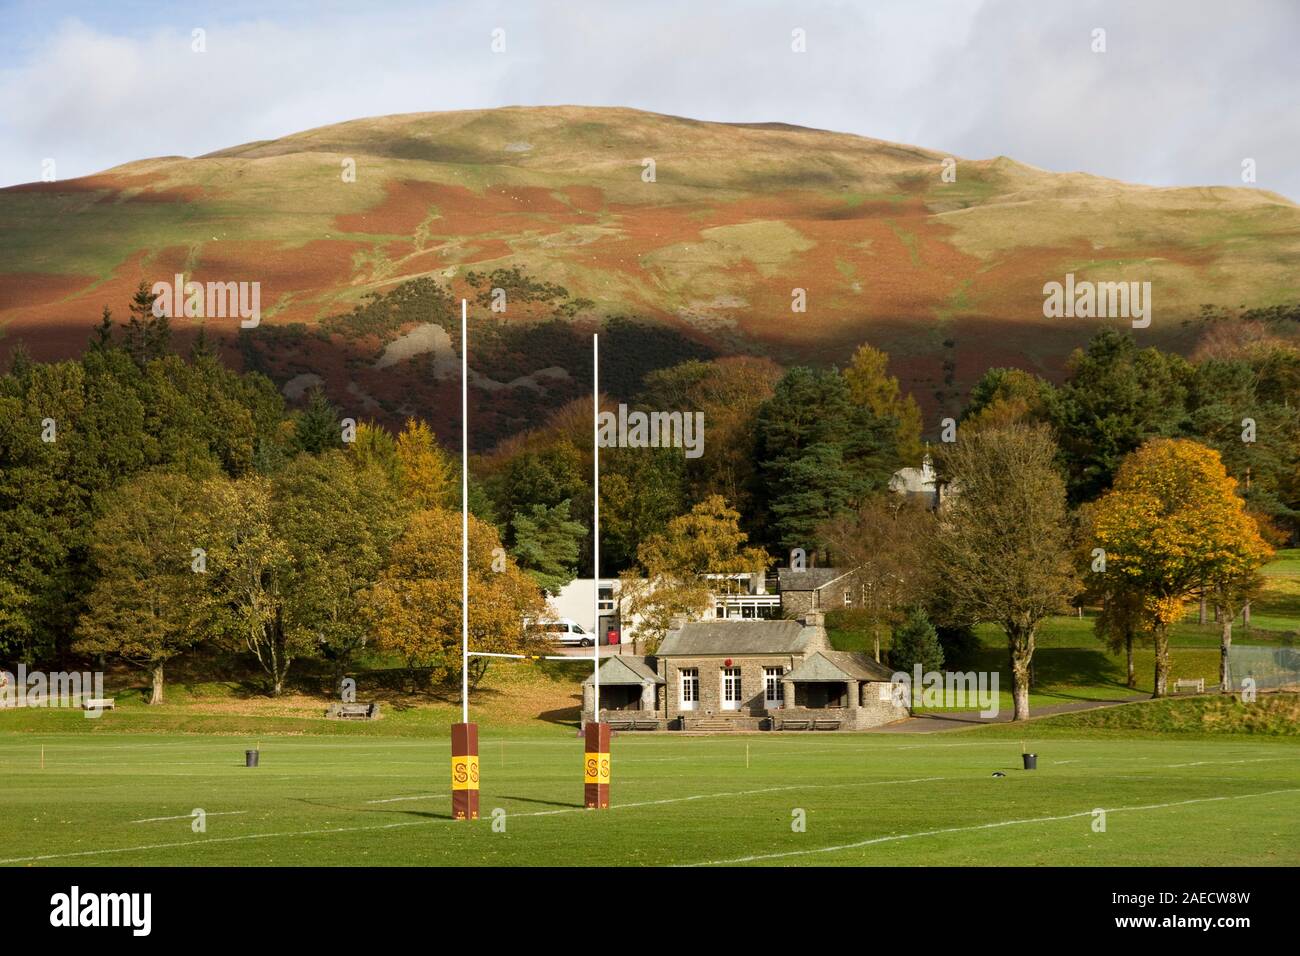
xmin=149 ymin=663 xmax=164 ymax=705
xmin=1243 ymin=601 xmax=1251 ymax=628
xmin=872 ymin=624 xmax=881 ymax=663
xmin=1219 ymin=612 xmax=1233 ymax=693
xmin=1152 ymin=626 xmax=1170 ymax=698
xmin=1009 ymin=626 xmax=1034 ymax=721
xmin=1198 ymin=591 xmax=1207 ymax=625
xmin=1125 ymin=631 xmax=1135 ymax=688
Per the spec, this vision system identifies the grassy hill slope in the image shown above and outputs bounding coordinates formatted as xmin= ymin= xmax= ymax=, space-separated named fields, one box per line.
xmin=3 ymin=106 xmax=1298 ymax=438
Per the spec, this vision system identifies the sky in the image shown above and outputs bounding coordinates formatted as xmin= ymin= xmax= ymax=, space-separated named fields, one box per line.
xmin=1 ymin=0 xmax=1296 ymax=199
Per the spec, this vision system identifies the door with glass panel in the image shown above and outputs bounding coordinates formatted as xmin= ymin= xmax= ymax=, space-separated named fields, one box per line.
xmin=764 ymin=667 xmax=784 ymax=709
xmin=721 ymin=667 xmax=742 ymax=711
xmin=679 ymin=668 xmax=699 ymax=711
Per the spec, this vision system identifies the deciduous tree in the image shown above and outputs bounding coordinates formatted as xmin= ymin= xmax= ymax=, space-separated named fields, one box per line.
xmin=934 ymin=424 xmax=1080 ymax=720
xmin=1088 ymin=438 xmax=1272 ymax=697
xmin=74 ymin=470 xmax=210 ymax=703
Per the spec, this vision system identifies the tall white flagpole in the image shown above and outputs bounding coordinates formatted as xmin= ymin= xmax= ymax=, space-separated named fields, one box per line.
xmin=592 ymin=333 xmax=600 ymax=719
xmin=461 ymin=298 xmax=470 ymax=725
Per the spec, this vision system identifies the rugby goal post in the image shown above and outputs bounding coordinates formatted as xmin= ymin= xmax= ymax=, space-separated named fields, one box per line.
xmin=453 ymin=302 xmax=608 ymax=820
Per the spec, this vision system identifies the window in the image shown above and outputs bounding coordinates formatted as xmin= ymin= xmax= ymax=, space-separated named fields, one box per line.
xmin=679 ymin=668 xmax=699 ymax=711
xmin=764 ymin=667 xmax=784 ymax=708
xmin=844 ymin=591 xmax=853 ymax=607
xmin=721 ymin=667 xmax=742 ymax=710
xmin=715 ymin=604 xmax=726 ymax=618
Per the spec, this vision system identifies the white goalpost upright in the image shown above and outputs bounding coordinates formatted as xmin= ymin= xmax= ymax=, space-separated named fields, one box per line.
xmin=592 ymin=332 xmax=600 ymax=718
xmin=452 ymin=307 xmax=610 ymax=816
xmin=461 ymin=297 xmax=470 ymax=726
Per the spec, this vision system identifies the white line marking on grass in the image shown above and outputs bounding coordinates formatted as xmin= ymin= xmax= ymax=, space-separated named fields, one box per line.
xmin=684 ymin=787 xmax=1300 ymax=867
xmin=1164 ymin=757 xmax=1296 ymax=768
xmin=0 ymin=775 xmax=950 ymax=865
xmin=132 ymin=811 xmax=248 ymax=824
xmin=365 ymin=794 xmax=446 ymax=804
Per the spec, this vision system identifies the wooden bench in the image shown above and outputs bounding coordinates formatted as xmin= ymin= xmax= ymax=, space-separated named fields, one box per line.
xmin=813 ymin=719 xmax=842 ymax=731
xmin=326 ymin=702 xmax=380 ymax=719
xmin=1173 ymin=678 xmax=1205 ymax=695
xmin=81 ymin=698 xmax=115 ymax=712
xmin=605 ymin=719 xmax=634 ymax=731
xmin=777 ymin=719 xmax=810 ymax=731
xmin=633 ymin=720 xmax=659 ymax=731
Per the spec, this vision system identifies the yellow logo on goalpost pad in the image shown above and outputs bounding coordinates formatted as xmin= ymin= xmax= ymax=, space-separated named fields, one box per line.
xmin=584 ymin=753 xmax=611 ymax=784
xmin=451 ymin=755 xmax=480 ymax=790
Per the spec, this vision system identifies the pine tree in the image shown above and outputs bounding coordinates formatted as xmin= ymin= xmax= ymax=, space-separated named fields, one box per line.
xmin=295 ymin=387 xmax=340 ymax=454
xmin=90 ymin=306 xmax=115 ymax=351
xmin=120 ymin=281 xmax=169 ymax=366
xmin=189 ymin=324 xmax=216 ymax=362
xmin=888 ymin=606 xmax=945 ymax=675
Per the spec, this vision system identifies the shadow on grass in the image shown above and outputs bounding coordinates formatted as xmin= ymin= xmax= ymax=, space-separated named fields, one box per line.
xmin=287 ymin=796 xmax=454 ymax=821
xmin=497 ymin=794 xmax=583 ymax=809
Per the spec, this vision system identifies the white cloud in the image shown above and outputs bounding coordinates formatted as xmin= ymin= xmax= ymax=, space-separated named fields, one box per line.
xmin=1 ymin=0 xmax=1295 ymax=199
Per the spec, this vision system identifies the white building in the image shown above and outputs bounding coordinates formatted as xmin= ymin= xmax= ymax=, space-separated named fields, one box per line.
xmin=545 ymin=578 xmax=636 ymax=645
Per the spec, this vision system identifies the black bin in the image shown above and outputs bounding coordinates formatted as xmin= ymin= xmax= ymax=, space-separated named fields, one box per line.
xmin=1022 ymin=753 xmax=1037 ymax=770
xmin=245 ymin=749 xmax=259 ymax=768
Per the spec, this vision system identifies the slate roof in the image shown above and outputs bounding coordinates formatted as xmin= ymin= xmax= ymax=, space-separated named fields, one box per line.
xmin=777 ymin=567 xmax=854 ymax=592
xmin=784 ymin=651 xmax=898 ymax=683
xmin=657 ymin=620 xmax=815 ymax=657
xmin=582 ymin=656 xmax=665 ymax=686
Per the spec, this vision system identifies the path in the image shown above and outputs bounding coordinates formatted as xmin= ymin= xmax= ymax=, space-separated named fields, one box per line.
xmin=868 ymin=692 xmax=1158 ymax=733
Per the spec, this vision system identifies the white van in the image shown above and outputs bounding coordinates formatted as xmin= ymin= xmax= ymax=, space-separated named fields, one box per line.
xmin=533 ymin=618 xmax=594 ymax=647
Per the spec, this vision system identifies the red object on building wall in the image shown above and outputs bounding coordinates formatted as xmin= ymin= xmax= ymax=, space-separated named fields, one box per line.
xmin=725 ymin=658 xmax=733 ymax=667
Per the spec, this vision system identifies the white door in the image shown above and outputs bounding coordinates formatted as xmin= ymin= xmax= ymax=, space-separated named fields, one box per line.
xmin=764 ymin=667 xmax=784 ymax=710
xmin=679 ymin=669 xmax=698 ymax=712
xmin=721 ymin=668 xmax=742 ymax=711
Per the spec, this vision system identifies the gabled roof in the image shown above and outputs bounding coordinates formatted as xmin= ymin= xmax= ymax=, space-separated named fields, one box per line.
xmin=777 ymin=567 xmax=854 ymax=592
xmin=785 ymin=651 xmax=898 ymax=683
xmin=582 ymin=656 xmax=664 ymax=686
xmin=657 ymin=620 xmax=814 ymax=657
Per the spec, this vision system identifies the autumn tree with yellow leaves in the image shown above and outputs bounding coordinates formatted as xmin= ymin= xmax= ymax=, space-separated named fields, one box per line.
xmin=1088 ymin=439 xmax=1271 ymax=697
xmin=365 ymin=508 xmax=544 ymax=690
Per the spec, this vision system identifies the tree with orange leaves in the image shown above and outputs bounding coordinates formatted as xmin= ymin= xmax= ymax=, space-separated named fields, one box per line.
xmin=365 ymin=507 xmax=544 ymax=690
xmin=1089 ymin=438 xmax=1272 ymax=697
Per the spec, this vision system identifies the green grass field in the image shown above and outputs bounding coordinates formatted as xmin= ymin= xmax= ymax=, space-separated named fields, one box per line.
xmin=3 ymin=709 xmax=1298 ymax=867
xmin=2 ymin=552 xmax=1295 ymax=868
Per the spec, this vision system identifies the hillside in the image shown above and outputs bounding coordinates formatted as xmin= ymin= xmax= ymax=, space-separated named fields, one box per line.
xmin=3 ymin=105 xmax=1298 ymax=444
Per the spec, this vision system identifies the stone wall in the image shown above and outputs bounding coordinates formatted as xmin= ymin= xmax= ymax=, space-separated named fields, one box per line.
xmin=581 ymin=682 xmax=661 ymax=726
xmin=782 ymin=575 xmax=859 ymax=616
xmin=662 ymin=654 xmax=799 ymax=721
xmin=773 ymin=678 xmax=908 ymax=730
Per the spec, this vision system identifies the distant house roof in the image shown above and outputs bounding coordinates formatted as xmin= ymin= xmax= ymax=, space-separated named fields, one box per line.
xmin=777 ymin=567 xmax=853 ymax=592
xmin=784 ymin=651 xmax=898 ymax=683
xmin=658 ymin=620 xmax=816 ymax=657
xmin=582 ymin=656 xmax=664 ymax=686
